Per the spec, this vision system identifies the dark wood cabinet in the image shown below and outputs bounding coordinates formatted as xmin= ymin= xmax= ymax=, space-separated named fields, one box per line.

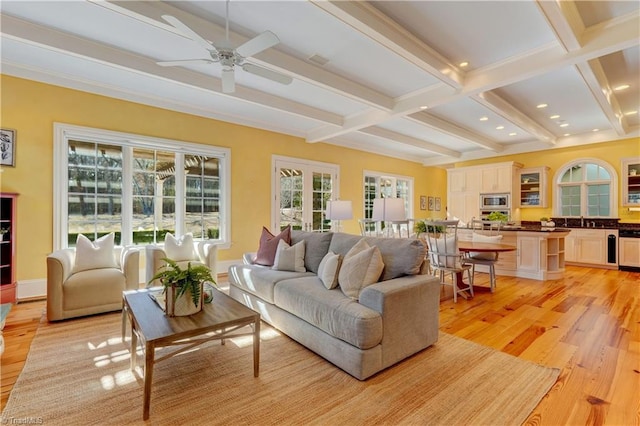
xmin=1 ymin=193 xmax=18 ymax=304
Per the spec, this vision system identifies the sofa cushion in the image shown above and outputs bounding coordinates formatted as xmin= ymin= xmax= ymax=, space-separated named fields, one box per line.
xmin=291 ymin=230 xmax=333 ymax=273
xmin=274 ymin=276 xmax=383 ymax=349
xmin=329 ymin=233 xmax=427 ymax=281
xmin=338 ymin=240 xmax=384 ymax=300
xmin=317 ymin=251 xmax=340 ymax=289
xmin=254 ymin=226 xmax=291 ymax=266
xmin=228 ymin=264 xmax=313 ymax=304
xmin=272 ymin=240 xmax=306 ymax=272
xmin=73 ymin=233 xmax=117 ymax=273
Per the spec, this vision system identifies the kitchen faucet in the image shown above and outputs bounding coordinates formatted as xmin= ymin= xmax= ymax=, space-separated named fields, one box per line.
xmin=564 ymin=217 xmax=568 ymax=227
xmin=580 ymin=216 xmax=584 ymax=227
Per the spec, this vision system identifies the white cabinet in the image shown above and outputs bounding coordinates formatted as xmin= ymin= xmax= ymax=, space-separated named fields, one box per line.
xmin=565 ymin=229 xmax=617 ymax=267
xmin=517 ymin=235 xmax=541 ymax=273
xmin=621 ymin=157 xmax=640 ymax=206
xmin=619 ymin=238 xmax=640 ymax=268
xmin=448 ymin=168 xmax=480 ymax=193
xmin=518 ymin=166 xmax=549 ymax=208
xmin=448 ymin=192 xmax=479 ymax=224
xmin=481 ymin=165 xmax=512 ymax=193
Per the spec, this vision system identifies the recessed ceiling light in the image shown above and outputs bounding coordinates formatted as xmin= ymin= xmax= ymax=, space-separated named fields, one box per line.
xmin=614 ymin=84 xmax=630 ymax=91
xmin=536 ymin=103 xmax=548 ymax=109
xmin=592 ymin=128 xmax=599 ymax=132
xmin=459 ymin=62 xmax=469 ymax=68
xmin=479 ymin=117 xmax=488 ymax=121
xmin=624 ymin=110 xmax=638 ymax=116
xmin=563 ymin=133 xmax=570 ymax=137
xmin=559 ymin=123 xmax=569 ymax=128
xmin=509 ymin=132 xmax=517 ymax=136
xmin=419 ymin=105 xmax=428 ymax=110
xmin=550 ymin=114 xmax=560 ymax=119
xmin=496 ymin=126 xmax=504 ymax=130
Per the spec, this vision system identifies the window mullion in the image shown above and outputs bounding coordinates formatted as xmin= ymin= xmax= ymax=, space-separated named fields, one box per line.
xmin=175 ymin=152 xmax=185 ymax=236
xmin=121 ymin=145 xmax=133 ymax=246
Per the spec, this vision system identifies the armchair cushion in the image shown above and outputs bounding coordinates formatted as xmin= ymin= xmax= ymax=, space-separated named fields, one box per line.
xmin=469 ymin=233 xmax=502 ymax=261
xmin=164 ymin=233 xmax=196 ymax=261
xmin=72 ymin=233 xmax=117 ymax=273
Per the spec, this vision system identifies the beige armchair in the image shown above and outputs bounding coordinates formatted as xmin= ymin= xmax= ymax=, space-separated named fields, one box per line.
xmin=47 ymin=246 xmax=140 ymax=321
xmin=145 ymin=241 xmax=218 ymax=287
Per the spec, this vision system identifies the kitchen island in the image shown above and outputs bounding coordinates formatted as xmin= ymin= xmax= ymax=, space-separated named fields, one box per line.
xmin=458 ymin=227 xmax=570 ymax=281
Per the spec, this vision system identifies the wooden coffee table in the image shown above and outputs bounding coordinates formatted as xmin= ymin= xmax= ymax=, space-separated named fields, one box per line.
xmin=122 ymin=287 xmax=260 ymax=420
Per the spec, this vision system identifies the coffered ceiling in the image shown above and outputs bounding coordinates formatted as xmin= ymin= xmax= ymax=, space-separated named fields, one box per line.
xmin=1 ymin=1 xmax=638 ymax=166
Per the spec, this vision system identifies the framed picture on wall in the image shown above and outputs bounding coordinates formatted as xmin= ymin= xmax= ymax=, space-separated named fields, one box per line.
xmin=428 ymin=196 xmax=434 ymax=211
xmin=0 ymin=128 xmax=16 ymax=167
xmin=420 ymin=195 xmax=427 ymax=210
xmin=435 ymin=197 xmax=441 ymax=211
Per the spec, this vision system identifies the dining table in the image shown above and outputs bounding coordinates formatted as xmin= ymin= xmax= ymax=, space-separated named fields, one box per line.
xmin=455 ymin=241 xmax=517 ymax=295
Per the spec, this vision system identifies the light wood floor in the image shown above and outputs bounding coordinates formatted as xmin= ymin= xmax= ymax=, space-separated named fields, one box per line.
xmin=1 ymin=266 xmax=638 ymax=424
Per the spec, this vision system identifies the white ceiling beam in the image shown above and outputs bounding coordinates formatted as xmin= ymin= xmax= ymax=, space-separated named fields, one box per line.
xmin=359 ymin=127 xmax=462 ymax=158
xmin=535 ymin=0 xmax=583 ymax=51
xmin=472 ymin=92 xmax=557 ymax=145
xmin=535 ymin=1 xmax=626 ymax=137
xmin=310 ymin=0 xmax=464 ymax=88
xmin=95 ymin=0 xmax=394 ymax=111
xmin=576 ymin=60 xmax=627 ymax=135
xmin=308 ymin=11 xmax=639 ymax=145
xmin=408 ymin=112 xmax=505 ymax=152
xmin=0 ymin=15 xmax=343 ymax=126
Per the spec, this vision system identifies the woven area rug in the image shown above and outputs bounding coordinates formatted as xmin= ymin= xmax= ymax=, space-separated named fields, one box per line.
xmin=2 ymin=313 xmax=559 ymax=425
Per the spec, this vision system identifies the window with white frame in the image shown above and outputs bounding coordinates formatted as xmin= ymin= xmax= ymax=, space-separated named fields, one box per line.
xmin=362 ymin=171 xmax=413 ymax=233
xmin=54 ymin=124 xmax=230 ymax=249
xmin=554 ymin=159 xmax=617 ymax=217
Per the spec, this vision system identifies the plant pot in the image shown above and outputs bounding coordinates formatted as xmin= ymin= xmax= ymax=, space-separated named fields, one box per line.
xmin=165 ymin=282 xmax=204 ymax=317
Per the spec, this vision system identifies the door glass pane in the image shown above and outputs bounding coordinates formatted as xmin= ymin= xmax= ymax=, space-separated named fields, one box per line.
xmin=313 ymin=172 xmax=332 ymax=232
xmin=279 ymin=168 xmax=303 ymax=230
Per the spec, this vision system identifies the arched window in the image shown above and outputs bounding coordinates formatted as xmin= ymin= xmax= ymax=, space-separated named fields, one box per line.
xmin=553 ymin=158 xmax=617 ymax=217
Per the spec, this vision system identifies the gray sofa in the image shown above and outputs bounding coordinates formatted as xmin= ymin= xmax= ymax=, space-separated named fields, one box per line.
xmin=228 ymin=231 xmax=440 ymax=380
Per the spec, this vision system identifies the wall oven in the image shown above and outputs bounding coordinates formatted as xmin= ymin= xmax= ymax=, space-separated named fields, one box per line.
xmin=480 ymin=193 xmax=510 ymax=209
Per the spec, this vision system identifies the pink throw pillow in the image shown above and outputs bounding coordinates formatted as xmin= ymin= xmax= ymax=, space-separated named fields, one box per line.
xmin=253 ymin=226 xmax=292 ymax=266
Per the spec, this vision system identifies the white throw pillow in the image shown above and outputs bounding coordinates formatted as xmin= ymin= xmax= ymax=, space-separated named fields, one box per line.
xmin=428 ymin=235 xmax=461 ymax=269
xmin=470 ymin=233 xmax=503 ymax=260
xmin=73 ymin=233 xmax=117 ymax=273
xmin=164 ymin=233 xmax=196 ymax=262
xmin=338 ymin=239 xmax=384 ymax=300
xmin=318 ymin=251 xmax=341 ymax=289
xmin=272 ymin=239 xmax=306 ymax=272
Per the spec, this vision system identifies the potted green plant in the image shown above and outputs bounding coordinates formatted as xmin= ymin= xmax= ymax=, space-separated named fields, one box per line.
xmin=540 ymin=216 xmax=549 ymax=226
xmin=149 ymin=259 xmax=217 ymax=317
xmin=486 ymin=211 xmax=509 ymax=223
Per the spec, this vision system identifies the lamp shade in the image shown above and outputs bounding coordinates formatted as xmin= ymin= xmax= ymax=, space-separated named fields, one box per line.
xmin=372 ymin=198 xmax=406 ymax=221
xmin=325 ymin=200 xmax=353 ymax=220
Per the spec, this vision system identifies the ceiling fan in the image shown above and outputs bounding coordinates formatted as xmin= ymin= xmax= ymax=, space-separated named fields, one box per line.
xmin=157 ymin=1 xmax=292 ymax=93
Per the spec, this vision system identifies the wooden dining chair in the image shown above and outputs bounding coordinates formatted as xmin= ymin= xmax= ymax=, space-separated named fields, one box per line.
xmin=423 ymin=220 xmax=473 ymax=302
xmin=463 ymin=227 xmax=503 ymax=292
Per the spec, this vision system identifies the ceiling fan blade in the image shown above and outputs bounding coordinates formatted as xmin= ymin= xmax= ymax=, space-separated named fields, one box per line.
xmin=242 ymin=63 xmax=293 ymax=85
xmin=162 ymin=15 xmax=216 ymax=53
xmin=157 ymin=59 xmax=214 ymax=67
xmin=235 ymin=31 xmax=279 ymax=58
xmin=221 ymin=68 xmax=235 ymax=93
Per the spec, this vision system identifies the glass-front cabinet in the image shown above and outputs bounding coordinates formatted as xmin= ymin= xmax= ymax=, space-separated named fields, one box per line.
xmin=621 ymin=157 xmax=640 ymax=206
xmin=518 ymin=167 xmax=549 ymax=208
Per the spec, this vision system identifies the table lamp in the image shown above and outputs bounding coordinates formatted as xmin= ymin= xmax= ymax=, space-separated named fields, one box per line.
xmin=325 ymin=200 xmax=353 ymax=232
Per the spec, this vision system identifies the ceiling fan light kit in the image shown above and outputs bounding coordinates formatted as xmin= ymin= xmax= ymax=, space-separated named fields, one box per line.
xmin=157 ymin=2 xmax=292 ymax=94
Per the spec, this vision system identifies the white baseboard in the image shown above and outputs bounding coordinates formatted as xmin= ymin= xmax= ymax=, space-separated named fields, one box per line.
xmin=16 ymin=278 xmax=47 ymax=301
xmin=17 ymin=258 xmax=241 ymax=302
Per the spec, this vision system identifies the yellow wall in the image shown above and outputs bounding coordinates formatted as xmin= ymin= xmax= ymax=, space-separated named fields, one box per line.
xmin=454 ymin=138 xmax=640 ymax=222
xmin=0 ymin=75 xmax=446 ymax=282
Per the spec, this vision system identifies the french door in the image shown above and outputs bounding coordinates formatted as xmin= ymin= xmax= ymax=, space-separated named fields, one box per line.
xmin=273 ymin=156 xmax=339 ymax=232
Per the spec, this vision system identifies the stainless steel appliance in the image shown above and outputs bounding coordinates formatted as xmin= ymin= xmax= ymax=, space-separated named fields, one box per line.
xmin=480 ymin=193 xmax=510 ymax=209
xmin=619 ymin=228 xmax=640 ymax=271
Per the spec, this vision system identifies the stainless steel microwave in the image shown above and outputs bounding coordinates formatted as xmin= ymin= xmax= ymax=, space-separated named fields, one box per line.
xmin=480 ymin=193 xmax=510 ymax=209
